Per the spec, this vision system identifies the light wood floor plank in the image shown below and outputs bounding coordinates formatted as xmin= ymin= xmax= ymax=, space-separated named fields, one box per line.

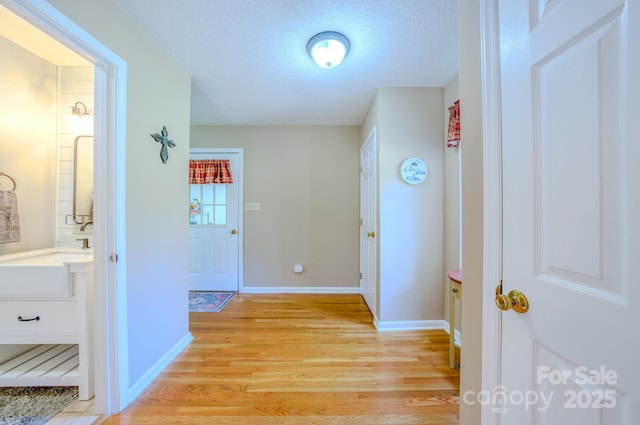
xmin=102 ymin=294 xmax=459 ymax=424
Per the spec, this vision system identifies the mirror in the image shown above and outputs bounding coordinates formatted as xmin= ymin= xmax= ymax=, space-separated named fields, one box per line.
xmin=73 ymin=135 xmax=93 ymax=224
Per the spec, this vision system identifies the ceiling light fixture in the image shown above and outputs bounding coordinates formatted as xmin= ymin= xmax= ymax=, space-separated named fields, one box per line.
xmin=307 ymin=31 xmax=350 ymax=69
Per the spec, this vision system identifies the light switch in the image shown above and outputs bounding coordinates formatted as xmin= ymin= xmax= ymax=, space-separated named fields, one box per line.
xmin=245 ymin=202 xmax=261 ymax=211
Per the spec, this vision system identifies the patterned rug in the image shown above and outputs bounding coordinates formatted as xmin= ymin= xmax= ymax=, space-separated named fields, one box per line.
xmin=189 ymin=291 xmax=235 ymax=312
xmin=0 ymin=386 xmax=78 ymax=425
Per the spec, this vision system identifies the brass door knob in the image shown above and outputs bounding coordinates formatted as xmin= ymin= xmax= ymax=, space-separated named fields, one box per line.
xmin=230 ymin=229 xmax=237 ymax=235
xmin=495 ymin=289 xmax=529 ymax=314
xmin=367 ymin=231 xmax=375 ymax=238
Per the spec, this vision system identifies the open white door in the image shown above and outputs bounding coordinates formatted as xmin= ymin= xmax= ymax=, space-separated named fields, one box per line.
xmin=360 ymin=128 xmax=377 ymax=318
xmin=499 ymin=0 xmax=639 ymax=422
xmin=188 ymin=150 xmax=241 ymax=292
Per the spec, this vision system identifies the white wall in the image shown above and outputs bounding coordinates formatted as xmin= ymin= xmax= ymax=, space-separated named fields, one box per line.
xmin=56 ymin=65 xmax=94 ymax=247
xmin=0 ymin=35 xmax=57 ymax=255
xmin=190 ymin=125 xmax=361 ymax=289
xmin=361 ymin=87 xmax=445 ymax=324
xmin=47 ymin=0 xmax=192 ymax=394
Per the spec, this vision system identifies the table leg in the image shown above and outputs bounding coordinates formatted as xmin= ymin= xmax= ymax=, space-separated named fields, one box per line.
xmin=449 ymin=281 xmax=455 ymax=369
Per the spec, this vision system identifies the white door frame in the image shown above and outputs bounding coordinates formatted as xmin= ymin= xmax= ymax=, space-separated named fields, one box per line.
xmin=2 ymin=0 xmax=129 ymax=414
xmin=459 ymin=1 xmax=521 ymax=423
xmin=478 ymin=0 xmax=502 ymax=423
xmin=189 ymin=148 xmax=244 ymax=293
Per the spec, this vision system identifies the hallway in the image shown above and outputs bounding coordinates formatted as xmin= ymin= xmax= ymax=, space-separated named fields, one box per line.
xmin=102 ymin=294 xmax=459 ymax=424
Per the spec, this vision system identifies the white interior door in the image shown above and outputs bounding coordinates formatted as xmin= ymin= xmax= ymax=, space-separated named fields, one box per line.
xmin=188 ymin=151 xmax=240 ymax=292
xmin=499 ymin=0 xmax=639 ymax=422
xmin=360 ymin=128 xmax=377 ymax=318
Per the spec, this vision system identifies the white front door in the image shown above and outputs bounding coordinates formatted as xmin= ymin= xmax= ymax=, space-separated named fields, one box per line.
xmin=188 ymin=151 xmax=240 ymax=291
xmin=499 ymin=0 xmax=639 ymax=422
xmin=360 ymin=128 xmax=377 ymax=318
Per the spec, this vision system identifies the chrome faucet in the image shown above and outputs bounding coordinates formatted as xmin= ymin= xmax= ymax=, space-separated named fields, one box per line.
xmin=77 ymin=221 xmax=93 ymax=249
xmin=76 ymin=237 xmax=90 ymax=249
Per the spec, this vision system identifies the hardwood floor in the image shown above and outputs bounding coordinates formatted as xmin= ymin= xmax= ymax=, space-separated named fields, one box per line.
xmin=102 ymin=294 xmax=460 ymax=424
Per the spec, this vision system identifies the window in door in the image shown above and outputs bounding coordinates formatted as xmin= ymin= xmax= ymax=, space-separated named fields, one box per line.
xmin=189 ymin=184 xmax=227 ymax=225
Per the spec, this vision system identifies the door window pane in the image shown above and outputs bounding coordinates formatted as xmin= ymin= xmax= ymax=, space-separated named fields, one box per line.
xmin=190 ymin=186 xmax=200 ymax=203
xmin=215 ymin=185 xmax=226 ymax=204
xmin=189 ymin=183 xmax=228 ymax=226
xmin=202 ymin=205 xmax=214 ymax=225
xmin=202 ymin=185 xmax=214 ymax=204
xmin=215 ymin=205 xmax=226 ymax=225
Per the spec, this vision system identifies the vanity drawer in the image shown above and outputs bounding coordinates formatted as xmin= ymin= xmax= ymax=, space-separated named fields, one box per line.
xmin=0 ymin=300 xmax=79 ymax=338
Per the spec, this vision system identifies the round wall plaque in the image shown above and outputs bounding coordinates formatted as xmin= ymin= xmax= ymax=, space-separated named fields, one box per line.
xmin=400 ymin=157 xmax=427 ymax=184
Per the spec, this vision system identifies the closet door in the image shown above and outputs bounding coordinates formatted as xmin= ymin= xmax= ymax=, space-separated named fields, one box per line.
xmin=360 ymin=128 xmax=377 ymax=317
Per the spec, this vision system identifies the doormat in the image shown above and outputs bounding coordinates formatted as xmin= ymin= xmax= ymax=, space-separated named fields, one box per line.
xmin=0 ymin=386 xmax=78 ymax=425
xmin=189 ymin=291 xmax=235 ymax=312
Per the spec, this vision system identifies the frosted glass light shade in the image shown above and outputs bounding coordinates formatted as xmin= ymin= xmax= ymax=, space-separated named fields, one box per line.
xmin=307 ymin=31 xmax=350 ymax=69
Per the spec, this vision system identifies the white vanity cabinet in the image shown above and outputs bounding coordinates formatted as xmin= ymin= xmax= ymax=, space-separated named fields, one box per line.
xmin=0 ymin=300 xmax=80 ymax=337
xmin=0 ymin=251 xmax=94 ymax=400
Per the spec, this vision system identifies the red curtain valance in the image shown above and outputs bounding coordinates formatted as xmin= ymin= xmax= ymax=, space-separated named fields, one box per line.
xmin=447 ymin=99 xmax=461 ymax=148
xmin=189 ymin=159 xmax=233 ymax=184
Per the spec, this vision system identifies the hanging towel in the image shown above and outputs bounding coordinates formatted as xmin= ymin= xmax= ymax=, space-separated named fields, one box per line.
xmin=0 ymin=190 xmax=21 ymax=243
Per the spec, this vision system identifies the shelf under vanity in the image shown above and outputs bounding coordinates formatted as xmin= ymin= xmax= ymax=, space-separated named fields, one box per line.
xmin=0 ymin=344 xmax=81 ymax=387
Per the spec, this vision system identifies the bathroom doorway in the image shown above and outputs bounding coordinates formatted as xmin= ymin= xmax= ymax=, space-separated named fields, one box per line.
xmin=0 ymin=0 xmax=127 ymax=414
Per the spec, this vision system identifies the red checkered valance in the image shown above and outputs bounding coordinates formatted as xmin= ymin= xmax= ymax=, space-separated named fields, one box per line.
xmin=188 ymin=159 xmax=233 ymax=184
xmin=447 ymin=99 xmax=461 ymax=148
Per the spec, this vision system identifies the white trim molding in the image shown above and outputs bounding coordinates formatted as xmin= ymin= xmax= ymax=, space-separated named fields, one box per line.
xmin=241 ymin=286 xmax=361 ymax=294
xmin=480 ymin=0 xmax=503 ymax=423
xmin=374 ymin=319 xmax=448 ymax=332
xmin=127 ymin=332 xmax=193 ymax=404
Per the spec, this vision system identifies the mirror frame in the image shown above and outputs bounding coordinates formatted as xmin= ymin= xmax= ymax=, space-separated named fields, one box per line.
xmin=73 ymin=135 xmax=94 ymax=224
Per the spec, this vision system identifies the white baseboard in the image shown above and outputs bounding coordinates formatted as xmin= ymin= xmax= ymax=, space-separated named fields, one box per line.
xmin=240 ymin=286 xmax=361 ymax=294
xmin=373 ymin=319 xmax=462 ymax=346
xmin=127 ymin=332 xmax=193 ymax=403
xmin=374 ymin=319 xmax=448 ymax=331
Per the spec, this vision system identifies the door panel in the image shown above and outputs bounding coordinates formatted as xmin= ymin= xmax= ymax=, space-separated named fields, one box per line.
xmin=534 ymin=12 xmax=623 ymax=297
xmin=188 ymin=152 xmax=239 ymax=292
xmin=360 ymin=128 xmax=377 ymax=317
xmin=499 ymin=0 xmax=638 ymax=422
xmin=188 ymin=238 xmax=203 ymax=275
xmin=211 ymin=238 xmax=227 ymax=272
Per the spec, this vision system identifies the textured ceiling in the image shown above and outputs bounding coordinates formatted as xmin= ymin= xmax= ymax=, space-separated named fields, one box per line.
xmin=118 ymin=0 xmax=458 ymax=126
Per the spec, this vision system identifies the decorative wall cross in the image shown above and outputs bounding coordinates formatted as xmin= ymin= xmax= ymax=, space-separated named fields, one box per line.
xmin=150 ymin=126 xmax=175 ymax=164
